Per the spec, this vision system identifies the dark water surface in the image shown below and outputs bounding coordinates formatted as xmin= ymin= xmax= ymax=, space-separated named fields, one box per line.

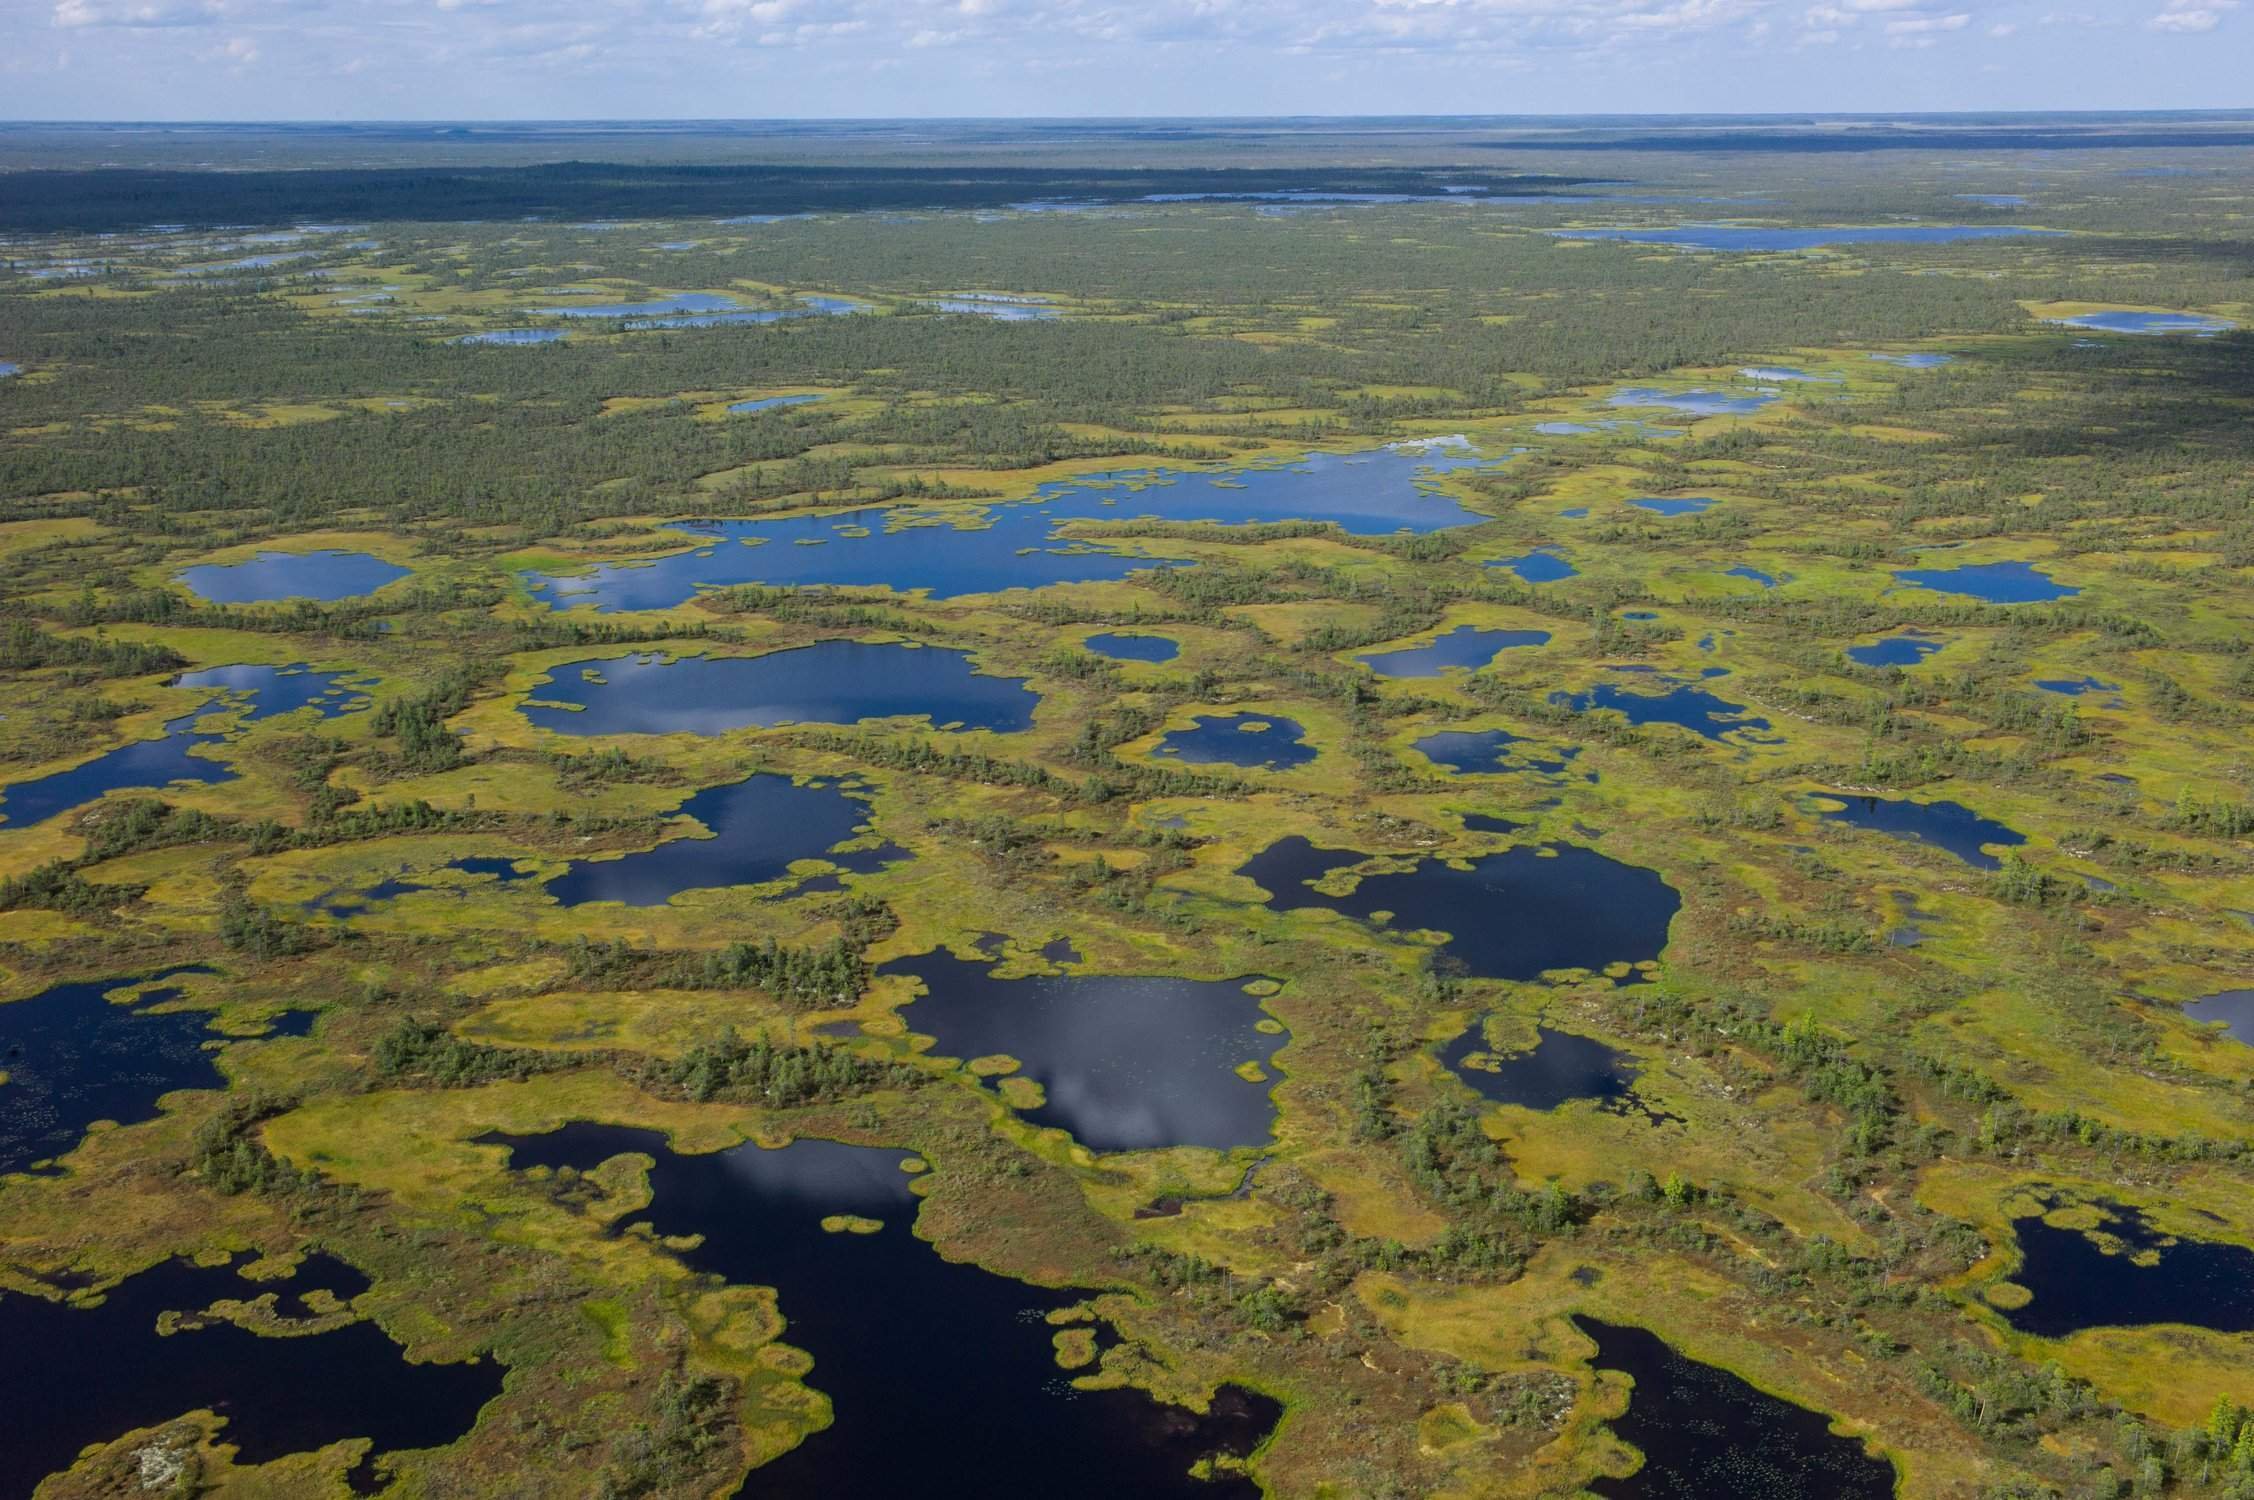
xmin=0 ymin=968 xmax=249 ymax=1175
xmin=1356 ymin=625 xmax=1550 ymax=677
xmin=0 ymin=664 xmax=365 ymax=828
xmin=1154 ymin=713 xmax=1315 ymax=769
xmin=1412 ymin=728 xmax=1578 ymax=776
xmin=1441 ymin=1021 xmax=1666 ymax=1119
xmin=2183 ymin=988 xmax=2254 ymax=1044
xmin=1847 ymin=633 xmax=1948 ymax=668
xmin=481 ymin=1126 xmax=1279 ymax=1498
xmin=0 ymin=1254 xmax=503 ymax=1496
xmin=1549 ymin=675 xmax=1776 ymax=744
xmin=545 ymin=774 xmax=905 ymax=907
xmin=1574 ymin=1315 xmax=1896 ymax=1498
xmin=1816 ymin=793 xmax=2025 ymax=870
xmin=1084 ymin=632 xmax=1180 ymax=663
xmin=519 ymin=645 xmax=1038 ymax=735
xmin=881 ymin=949 xmax=1284 ymax=1151
xmin=1235 ymin=837 xmax=1677 ymax=980
xmin=2002 ymin=1201 xmax=2254 ymax=1338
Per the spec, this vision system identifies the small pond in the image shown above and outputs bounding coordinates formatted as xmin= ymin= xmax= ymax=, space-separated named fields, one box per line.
xmin=1492 ymin=548 xmax=1578 ymax=583
xmin=1868 ymin=352 xmax=1953 ymax=368
xmin=1412 ymin=728 xmax=1579 ymax=777
xmin=0 ymin=1254 xmax=503 ymax=1497
xmin=1738 ymin=366 xmax=1839 ymax=383
xmin=451 ymin=329 xmax=566 ymax=345
xmin=1549 ymin=674 xmax=1776 ymax=744
xmin=929 ymin=294 xmax=1060 ymax=320
xmin=1892 ymin=560 xmax=2076 ymax=603
xmin=1724 ymin=565 xmax=1782 ymax=588
xmin=1084 ymin=632 xmax=1180 ymax=663
xmin=1609 ymin=389 xmax=1772 ymax=417
xmin=881 ymin=948 xmax=1285 ymax=1151
xmin=728 ymin=393 xmax=827 ymax=415
xmin=480 ymin=1126 xmax=1279 ymax=1498
xmin=1356 ymin=626 xmax=1549 ymax=678
xmin=1153 ymin=713 xmax=1314 ymax=770
xmin=518 ymin=645 xmax=1038 ymax=736
xmin=2000 ymin=1199 xmax=2254 ymax=1338
xmin=2045 ymin=311 xmax=2235 ymax=336
xmin=2033 ymin=676 xmax=2121 ymax=699
xmin=1815 ymin=793 xmax=2026 ymax=870
xmin=1441 ymin=1020 xmax=1669 ymax=1120
xmin=176 ymin=550 xmax=409 ymax=604
xmin=1573 ymin=1315 xmax=1896 ymax=1499
xmin=544 ymin=775 xmax=904 ymax=907
xmin=1847 ymin=633 xmax=1947 ymax=668
xmin=1235 ymin=836 xmax=1677 ymax=981
xmin=1630 ymin=495 xmax=1721 ymax=516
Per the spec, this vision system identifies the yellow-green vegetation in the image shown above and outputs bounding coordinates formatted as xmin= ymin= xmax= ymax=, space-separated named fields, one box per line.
xmin=5 ymin=140 xmax=2254 ymax=1500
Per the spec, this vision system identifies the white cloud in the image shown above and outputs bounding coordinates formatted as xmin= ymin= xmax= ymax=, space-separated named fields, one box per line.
xmin=2148 ymin=0 xmax=2234 ymax=27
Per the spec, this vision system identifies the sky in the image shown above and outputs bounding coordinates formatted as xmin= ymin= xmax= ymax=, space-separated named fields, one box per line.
xmin=1 ymin=0 xmax=2244 ymax=120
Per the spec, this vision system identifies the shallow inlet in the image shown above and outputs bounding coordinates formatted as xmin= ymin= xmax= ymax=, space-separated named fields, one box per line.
xmin=882 ymin=948 xmax=1285 ymax=1151
xmin=1573 ymin=1316 xmax=1896 ymax=1498
xmin=175 ymin=550 xmax=409 ymax=603
xmin=0 ymin=1254 xmax=503 ymax=1497
xmin=0 ymin=968 xmax=300 ymax=1175
xmin=1235 ymin=836 xmax=1677 ymax=980
xmin=481 ymin=1127 xmax=1280 ymax=1498
xmin=0 ymin=663 xmax=366 ymax=828
xmin=517 ymin=644 xmax=1038 ymax=736
xmin=526 ymin=445 xmax=1503 ymax=609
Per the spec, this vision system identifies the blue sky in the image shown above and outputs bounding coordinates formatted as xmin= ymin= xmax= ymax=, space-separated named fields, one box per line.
xmin=4 ymin=0 xmax=2243 ymax=119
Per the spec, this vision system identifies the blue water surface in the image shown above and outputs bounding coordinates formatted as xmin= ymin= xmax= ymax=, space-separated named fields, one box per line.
xmin=176 ymin=549 xmax=409 ymax=603
xmin=0 ymin=664 xmax=364 ymax=827
xmin=1357 ymin=626 xmax=1549 ymax=678
xmin=1084 ymin=633 xmax=1180 ymax=663
xmin=1154 ymin=713 xmax=1314 ymax=770
xmin=519 ymin=644 xmax=1038 ymax=736
xmin=1893 ymin=560 xmax=2077 ymax=603
xmin=1555 ymin=224 xmax=2059 ymax=252
xmin=528 ymin=446 xmax=1500 ymax=610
